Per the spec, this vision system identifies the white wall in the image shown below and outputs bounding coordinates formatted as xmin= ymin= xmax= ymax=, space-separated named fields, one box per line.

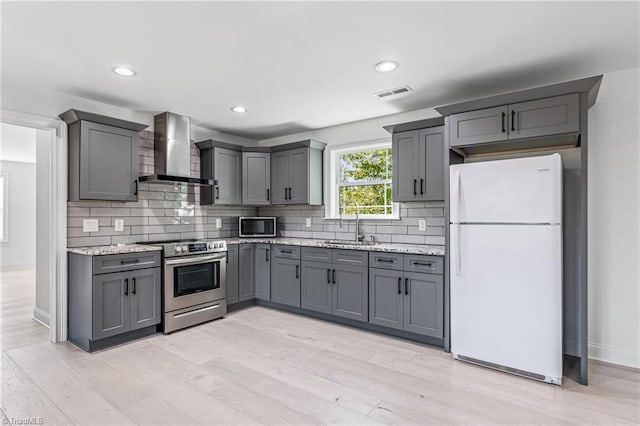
xmin=35 ymin=128 xmax=51 ymax=325
xmin=588 ymin=66 xmax=640 ymax=369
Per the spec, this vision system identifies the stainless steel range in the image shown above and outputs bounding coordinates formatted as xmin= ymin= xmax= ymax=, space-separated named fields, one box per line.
xmin=150 ymin=239 xmax=227 ymax=333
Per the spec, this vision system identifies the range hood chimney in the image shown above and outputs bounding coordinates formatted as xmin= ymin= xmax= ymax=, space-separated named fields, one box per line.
xmin=138 ymin=112 xmax=214 ymax=186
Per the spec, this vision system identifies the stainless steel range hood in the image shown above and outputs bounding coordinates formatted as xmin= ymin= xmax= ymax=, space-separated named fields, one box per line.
xmin=138 ymin=112 xmax=214 ymax=186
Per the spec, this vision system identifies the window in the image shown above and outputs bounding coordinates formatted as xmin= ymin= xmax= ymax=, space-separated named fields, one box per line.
xmin=0 ymin=172 xmax=7 ymax=242
xmin=326 ymin=140 xmax=397 ymax=219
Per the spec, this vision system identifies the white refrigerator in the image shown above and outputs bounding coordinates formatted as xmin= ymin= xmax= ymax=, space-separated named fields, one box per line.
xmin=450 ymin=153 xmax=563 ymax=385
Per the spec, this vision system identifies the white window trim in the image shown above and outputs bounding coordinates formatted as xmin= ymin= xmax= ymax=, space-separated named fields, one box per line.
xmin=0 ymin=171 xmax=8 ymax=243
xmin=324 ymin=138 xmax=399 ymax=220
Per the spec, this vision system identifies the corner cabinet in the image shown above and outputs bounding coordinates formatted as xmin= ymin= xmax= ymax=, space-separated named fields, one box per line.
xmin=60 ymin=109 xmax=148 ymax=202
xmin=255 ymin=244 xmax=271 ymax=301
xmin=68 ymin=250 xmax=162 ymax=351
xmin=392 ymin=124 xmax=445 ymax=202
xmin=196 ymin=140 xmax=243 ymax=205
xmin=270 ymin=140 xmax=325 ymax=205
xmin=226 ymin=245 xmax=239 ymax=304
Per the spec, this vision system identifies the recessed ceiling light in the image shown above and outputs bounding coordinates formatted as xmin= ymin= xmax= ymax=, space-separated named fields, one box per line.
xmin=375 ymin=61 xmax=399 ymax=73
xmin=231 ymin=106 xmax=247 ymax=113
xmin=112 ymin=66 xmax=136 ymax=77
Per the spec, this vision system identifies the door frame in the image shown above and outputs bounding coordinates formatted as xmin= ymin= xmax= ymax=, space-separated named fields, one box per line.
xmin=0 ymin=109 xmax=67 ymax=343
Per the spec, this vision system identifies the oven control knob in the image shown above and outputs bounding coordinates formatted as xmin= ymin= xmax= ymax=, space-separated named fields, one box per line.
xmin=182 ymin=245 xmax=188 ymax=252
xmin=175 ymin=246 xmax=182 ymax=253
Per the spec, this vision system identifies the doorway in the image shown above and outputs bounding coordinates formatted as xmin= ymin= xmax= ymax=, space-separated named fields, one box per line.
xmin=0 ymin=111 xmax=66 ymax=346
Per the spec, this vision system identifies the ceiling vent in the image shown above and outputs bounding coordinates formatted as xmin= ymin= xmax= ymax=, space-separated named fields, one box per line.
xmin=374 ymin=85 xmax=413 ymax=100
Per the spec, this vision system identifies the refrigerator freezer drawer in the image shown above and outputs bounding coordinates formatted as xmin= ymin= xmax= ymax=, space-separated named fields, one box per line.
xmin=450 ymin=223 xmax=562 ymax=383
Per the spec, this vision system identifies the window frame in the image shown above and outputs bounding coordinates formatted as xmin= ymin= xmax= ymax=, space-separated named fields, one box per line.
xmin=324 ymin=139 xmax=399 ymax=220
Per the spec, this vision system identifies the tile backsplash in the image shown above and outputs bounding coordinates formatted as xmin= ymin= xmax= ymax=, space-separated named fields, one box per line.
xmin=66 ymin=131 xmax=256 ymax=248
xmin=68 ymin=131 xmax=445 ymax=248
xmin=258 ymin=202 xmax=445 ymax=245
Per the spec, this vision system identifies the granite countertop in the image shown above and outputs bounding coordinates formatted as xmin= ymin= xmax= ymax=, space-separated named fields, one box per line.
xmin=223 ymin=237 xmax=445 ymax=256
xmin=67 ymin=244 xmax=163 ymax=256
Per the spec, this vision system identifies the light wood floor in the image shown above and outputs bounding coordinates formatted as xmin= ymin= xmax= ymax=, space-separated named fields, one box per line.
xmin=1 ymin=306 xmax=639 ymax=425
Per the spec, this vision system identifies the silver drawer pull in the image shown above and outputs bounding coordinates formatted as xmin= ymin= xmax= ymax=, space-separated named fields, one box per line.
xmin=174 ymin=304 xmax=220 ymax=319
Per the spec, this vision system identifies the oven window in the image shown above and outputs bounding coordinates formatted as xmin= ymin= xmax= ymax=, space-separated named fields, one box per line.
xmin=174 ymin=262 xmax=220 ymax=297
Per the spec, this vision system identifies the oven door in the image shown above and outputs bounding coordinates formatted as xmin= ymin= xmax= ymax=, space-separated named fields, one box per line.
xmin=164 ymin=252 xmax=226 ymax=312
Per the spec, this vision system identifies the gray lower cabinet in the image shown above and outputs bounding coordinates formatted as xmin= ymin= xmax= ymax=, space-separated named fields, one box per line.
xmin=300 ymin=248 xmax=368 ymax=322
xmin=368 ymin=255 xmax=444 ymax=338
xmin=226 ymin=245 xmax=239 ymax=304
xmin=242 ymin=152 xmax=271 ymax=205
xmin=61 ymin=110 xmax=147 ymax=202
xmin=449 ymin=94 xmax=579 ymax=147
xmin=271 ymin=255 xmax=301 ymax=307
xmin=392 ymin=126 xmax=445 ymax=202
xmin=238 ymin=244 xmax=255 ymax=302
xmin=255 ymin=244 xmax=271 ymax=301
xmin=69 ymin=251 xmax=161 ymax=351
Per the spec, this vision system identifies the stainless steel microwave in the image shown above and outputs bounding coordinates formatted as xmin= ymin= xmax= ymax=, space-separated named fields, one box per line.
xmin=239 ymin=217 xmax=277 ymax=237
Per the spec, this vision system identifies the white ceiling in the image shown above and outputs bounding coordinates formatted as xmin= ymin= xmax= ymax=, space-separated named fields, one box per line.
xmin=1 ymin=2 xmax=638 ymax=140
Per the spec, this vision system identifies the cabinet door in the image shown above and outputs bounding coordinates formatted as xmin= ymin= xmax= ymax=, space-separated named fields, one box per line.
xmin=403 ymin=272 xmax=443 ymax=338
xmin=129 ymin=268 xmax=161 ymax=331
xmin=508 ymin=94 xmax=579 ymax=140
xmin=79 ymin=121 xmax=138 ymax=201
xmin=449 ymin=106 xmax=508 ymax=147
xmin=214 ymin=147 xmax=242 ymax=205
xmin=93 ymin=272 xmax=130 ymax=339
xmin=368 ymin=268 xmax=404 ymax=330
xmin=271 ymin=151 xmax=290 ymax=204
xmin=420 ymin=126 xmax=445 ymax=201
xmin=238 ymin=244 xmax=256 ymax=302
xmin=243 ymin=152 xmax=271 ymax=205
xmin=270 ymin=258 xmax=301 ymax=307
xmin=289 ymin=148 xmax=309 ymax=204
xmin=392 ymin=130 xmax=418 ymax=202
xmin=332 ymin=264 xmax=368 ymax=322
xmin=226 ymin=245 xmax=239 ymax=304
xmin=301 ymin=261 xmax=332 ymax=314
xmin=255 ymin=244 xmax=271 ymax=301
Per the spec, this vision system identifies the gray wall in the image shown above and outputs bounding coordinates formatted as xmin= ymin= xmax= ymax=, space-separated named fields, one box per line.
xmin=0 ymin=160 xmax=36 ymax=269
xmin=67 ymin=131 xmax=256 ymax=248
xmin=258 ymin=201 xmax=445 ymax=245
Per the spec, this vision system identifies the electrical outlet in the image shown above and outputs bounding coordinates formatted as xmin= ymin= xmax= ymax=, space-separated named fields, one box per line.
xmin=114 ymin=219 xmax=124 ymax=232
xmin=305 ymin=218 xmax=312 ymax=228
xmin=83 ymin=219 xmax=99 ymax=233
xmin=418 ymin=219 xmax=426 ymax=231
xmin=215 ymin=218 xmax=222 ymax=229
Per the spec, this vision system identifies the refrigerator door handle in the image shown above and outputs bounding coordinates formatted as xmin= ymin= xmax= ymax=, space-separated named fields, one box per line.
xmin=454 ymin=224 xmax=462 ymax=276
xmin=452 ymin=171 xmax=461 ymax=223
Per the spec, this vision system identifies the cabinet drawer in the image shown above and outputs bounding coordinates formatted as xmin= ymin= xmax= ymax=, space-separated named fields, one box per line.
xmin=302 ymin=247 xmax=332 ymax=263
xmin=369 ymin=252 xmax=404 ymax=271
xmin=332 ymin=250 xmax=368 ymax=267
xmin=403 ymin=255 xmax=443 ymax=275
xmin=93 ymin=252 xmax=161 ymax=275
xmin=272 ymin=245 xmax=301 ymax=259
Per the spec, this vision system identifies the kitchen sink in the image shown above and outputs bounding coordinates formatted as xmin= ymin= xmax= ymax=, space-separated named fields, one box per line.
xmin=322 ymin=240 xmax=378 ymax=246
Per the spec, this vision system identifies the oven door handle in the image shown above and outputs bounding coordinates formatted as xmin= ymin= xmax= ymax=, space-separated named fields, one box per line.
xmin=165 ymin=254 xmax=226 ymax=266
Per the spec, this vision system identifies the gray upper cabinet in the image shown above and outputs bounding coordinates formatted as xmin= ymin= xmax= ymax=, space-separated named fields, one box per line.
xmin=242 ymin=152 xmax=271 ymax=205
xmin=226 ymin=245 xmax=239 ymax=305
xmin=508 ymin=94 xmax=579 ymax=140
xmin=301 ymin=260 xmax=333 ymax=314
xmin=449 ymin=105 xmax=508 ymax=147
xmin=92 ymin=271 xmax=130 ymax=340
xmin=403 ymin=272 xmax=443 ymax=338
xmin=255 ymin=244 xmax=271 ymax=301
xmin=61 ymin=109 xmax=147 ymax=202
xmin=392 ymin=126 xmax=445 ymax=202
xmin=271 ymin=256 xmax=301 ymax=307
xmin=129 ymin=267 xmax=161 ymax=331
xmin=270 ymin=141 xmax=325 ymax=205
xmin=238 ymin=244 xmax=256 ymax=302
xmin=369 ymin=268 xmax=404 ymax=330
xmin=198 ymin=142 xmax=242 ymax=205
xmin=449 ymin=94 xmax=580 ymax=148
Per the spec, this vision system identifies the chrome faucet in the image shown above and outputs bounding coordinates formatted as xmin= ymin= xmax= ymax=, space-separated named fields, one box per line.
xmin=340 ymin=199 xmax=363 ymax=242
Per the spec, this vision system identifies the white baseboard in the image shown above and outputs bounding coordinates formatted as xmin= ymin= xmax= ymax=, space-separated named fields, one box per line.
xmin=589 ymin=342 xmax=640 ymax=369
xmin=33 ymin=307 xmax=50 ymax=328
